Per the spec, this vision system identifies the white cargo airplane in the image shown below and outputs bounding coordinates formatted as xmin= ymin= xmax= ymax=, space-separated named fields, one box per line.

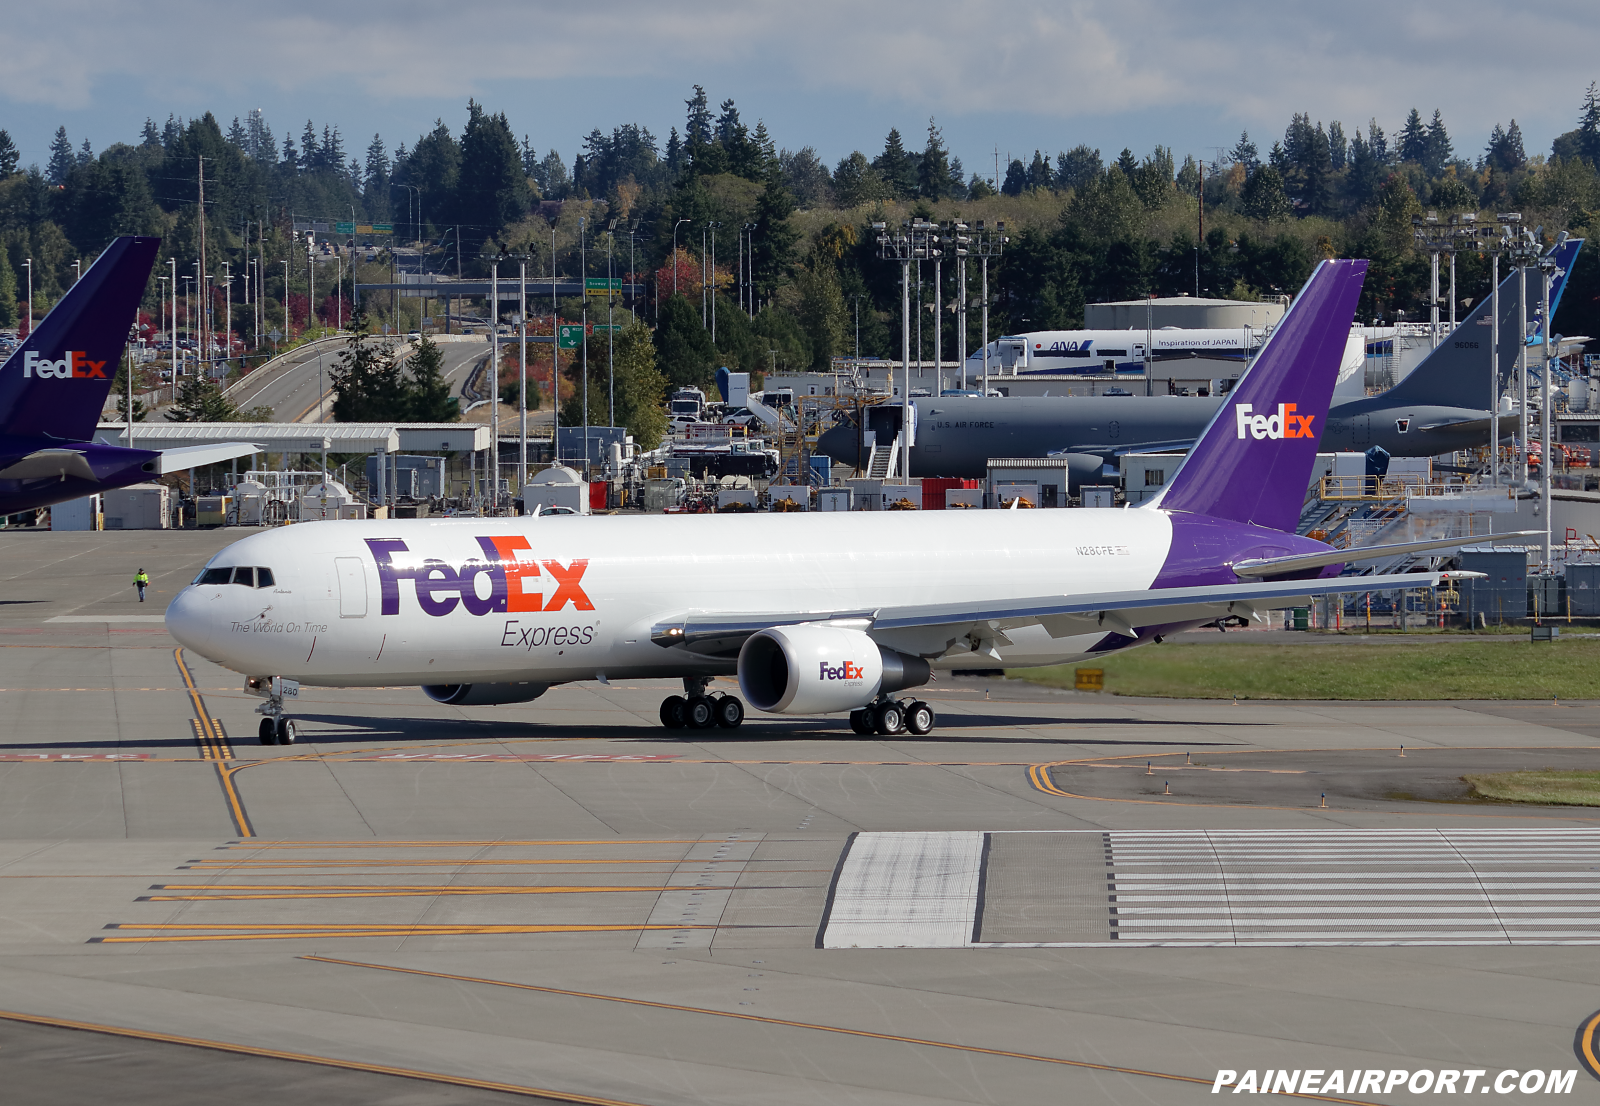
xmin=167 ymin=260 xmax=1521 ymax=744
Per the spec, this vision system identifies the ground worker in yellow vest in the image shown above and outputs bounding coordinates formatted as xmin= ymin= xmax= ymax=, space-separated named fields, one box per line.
xmin=134 ymin=568 xmax=149 ymax=603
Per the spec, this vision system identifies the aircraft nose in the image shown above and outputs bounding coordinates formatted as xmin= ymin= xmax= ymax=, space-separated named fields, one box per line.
xmin=164 ymin=586 xmax=216 ymax=654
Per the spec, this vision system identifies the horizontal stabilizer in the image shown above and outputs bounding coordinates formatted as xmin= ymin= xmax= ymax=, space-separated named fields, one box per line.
xmin=153 ymin=443 xmax=263 ymax=474
xmin=0 ymin=449 xmax=99 ymax=482
xmin=1230 ymin=530 xmax=1542 ymax=578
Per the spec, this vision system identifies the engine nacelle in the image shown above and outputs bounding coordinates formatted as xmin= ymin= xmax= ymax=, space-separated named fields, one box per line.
xmin=422 ymin=682 xmax=547 ymax=706
xmin=737 ymin=625 xmax=930 ymax=715
xmin=1052 ymin=451 xmax=1111 ymax=492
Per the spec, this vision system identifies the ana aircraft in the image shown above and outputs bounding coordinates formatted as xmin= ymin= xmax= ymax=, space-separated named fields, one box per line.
xmin=0 ymin=236 xmax=259 ymax=516
xmin=167 ymin=259 xmax=1520 ymax=745
xmin=816 ymin=238 xmax=1581 ymax=482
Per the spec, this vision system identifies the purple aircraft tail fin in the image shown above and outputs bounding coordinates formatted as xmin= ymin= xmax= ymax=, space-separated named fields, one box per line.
xmin=1150 ymin=258 xmax=1367 ymax=532
xmin=0 ymin=236 xmax=160 ymax=444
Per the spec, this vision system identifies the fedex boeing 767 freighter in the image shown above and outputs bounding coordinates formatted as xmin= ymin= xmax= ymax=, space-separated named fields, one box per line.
xmin=166 ymin=260 xmax=1527 ymax=744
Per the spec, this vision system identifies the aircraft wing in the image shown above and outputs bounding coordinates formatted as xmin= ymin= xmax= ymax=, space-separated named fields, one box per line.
xmin=153 ymin=442 xmax=264 ymax=474
xmin=1231 ymin=531 xmax=1542 ymax=578
xmin=651 ymin=571 xmax=1480 ymax=658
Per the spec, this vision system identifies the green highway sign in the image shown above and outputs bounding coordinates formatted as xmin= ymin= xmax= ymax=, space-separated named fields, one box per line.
xmin=370 ymin=223 xmax=393 ymax=233
xmin=584 ymin=277 xmax=622 ymax=296
xmin=557 ymin=324 xmax=585 ymax=349
xmin=334 ymin=222 xmax=393 ymax=235
xmin=334 ymin=221 xmax=355 ymax=234
xmin=590 ymin=324 xmax=623 ymax=333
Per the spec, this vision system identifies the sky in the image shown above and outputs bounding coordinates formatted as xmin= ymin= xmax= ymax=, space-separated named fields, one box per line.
xmin=2 ymin=0 xmax=1597 ymax=181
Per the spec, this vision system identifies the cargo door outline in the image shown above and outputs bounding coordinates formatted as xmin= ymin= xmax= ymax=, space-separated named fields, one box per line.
xmin=335 ymin=557 xmax=368 ymax=618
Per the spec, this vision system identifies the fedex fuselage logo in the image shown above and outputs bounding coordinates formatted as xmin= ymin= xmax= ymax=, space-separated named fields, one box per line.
xmin=820 ymin=661 xmax=866 ymax=681
xmin=24 ymin=350 xmax=108 ymax=379
xmin=1234 ymin=402 xmax=1314 ymax=440
xmin=365 ymin=537 xmax=592 ymax=617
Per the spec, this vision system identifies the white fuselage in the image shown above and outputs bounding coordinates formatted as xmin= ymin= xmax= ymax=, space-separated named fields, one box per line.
xmin=165 ymin=511 xmax=1176 ymax=688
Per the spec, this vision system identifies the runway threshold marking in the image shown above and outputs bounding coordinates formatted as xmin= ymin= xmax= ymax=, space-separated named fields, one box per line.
xmin=0 ymin=1009 xmax=649 ymax=1106
xmin=176 ymin=858 xmax=795 ymax=869
xmin=91 ymin=923 xmax=724 ymax=943
xmin=299 ymin=956 xmax=1386 ymax=1105
xmin=212 ymin=840 xmax=709 ymax=848
xmin=138 ymin=885 xmax=746 ymax=901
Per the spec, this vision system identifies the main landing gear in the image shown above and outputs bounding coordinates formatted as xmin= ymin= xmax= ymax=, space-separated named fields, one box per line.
xmin=660 ymin=677 xmax=744 ymax=730
xmin=850 ymin=697 xmax=936 ymax=737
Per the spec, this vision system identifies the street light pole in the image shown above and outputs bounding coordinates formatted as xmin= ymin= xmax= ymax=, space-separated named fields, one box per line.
xmin=951 ymin=221 xmax=970 ymax=390
xmin=581 ymin=216 xmax=589 ymax=473
xmin=672 ymin=219 xmax=689 ymax=297
xmin=490 ymin=258 xmax=500 ymax=515
xmin=519 ymin=257 xmax=528 ymax=496
xmin=21 ymin=258 xmax=30 ymax=340
xmin=874 ymin=219 xmax=940 ymax=483
xmin=971 ymin=222 xmax=1006 ymax=397
xmin=1540 ymin=249 xmax=1558 ymax=566
xmin=708 ymin=221 xmax=721 ymax=343
xmin=606 ymin=231 xmax=615 ymax=429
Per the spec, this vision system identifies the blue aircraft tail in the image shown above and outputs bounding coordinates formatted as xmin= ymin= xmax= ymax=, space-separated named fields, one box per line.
xmin=0 ymin=237 xmax=160 ymax=443
xmin=1147 ymin=259 xmax=1368 ymax=532
xmin=1382 ymin=237 xmax=1582 ymax=407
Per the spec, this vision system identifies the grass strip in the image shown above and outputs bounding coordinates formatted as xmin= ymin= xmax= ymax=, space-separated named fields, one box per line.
xmin=1464 ymin=770 xmax=1600 ymax=806
xmin=1009 ymin=639 xmax=1600 ymax=700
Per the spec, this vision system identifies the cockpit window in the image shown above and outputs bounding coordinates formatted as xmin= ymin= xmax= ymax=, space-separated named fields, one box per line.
xmin=195 ymin=566 xmax=274 ymax=587
xmin=255 ymin=567 xmax=275 ymax=588
xmin=231 ymin=566 xmax=255 ymax=587
xmin=197 ymin=568 xmax=233 ymax=585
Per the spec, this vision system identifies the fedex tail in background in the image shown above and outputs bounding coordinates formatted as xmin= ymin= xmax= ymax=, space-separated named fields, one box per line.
xmin=1147 ymin=259 xmax=1369 ymax=533
xmin=0 ymin=236 xmax=160 ymax=443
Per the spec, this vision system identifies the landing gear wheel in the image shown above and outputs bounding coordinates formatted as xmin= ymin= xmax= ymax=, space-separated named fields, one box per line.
xmin=275 ymin=717 xmax=297 ymax=745
xmin=686 ymin=696 xmax=717 ymax=729
xmin=849 ymin=709 xmax=874 ymax=735
xmin=714 ymin=696 xmax=745 ymax=729
xmin=258 ymin=718 xmax=278 ymax=745
xmin=873 ymin=701 xmax=905 ymax=736
xmin=905 ymin=701 xmax=936 ymax=736
xmin=659 ymin=695 xmax=688 ymax=729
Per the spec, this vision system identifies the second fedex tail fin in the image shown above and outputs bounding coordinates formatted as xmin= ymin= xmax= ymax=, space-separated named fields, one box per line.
xmin=1148 ymin=259 xmax=1368 ymax=532
xmin=0 ymin=236 xmax=160 ymax=444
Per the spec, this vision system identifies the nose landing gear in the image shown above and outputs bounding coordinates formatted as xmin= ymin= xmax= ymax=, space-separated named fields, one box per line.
xmin=660 ymin=677 xmax=744 ymax=730
xmin=247 ymin=676 xmax=300 ymax=745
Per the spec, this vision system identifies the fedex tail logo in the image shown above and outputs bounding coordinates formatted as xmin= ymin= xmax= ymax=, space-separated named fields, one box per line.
xmin=24 ymin=350 xmax=108 ymax=379
xmin=366 ymin=537 xmax=592 ymax=617
xmin=1234 ymin=403 xmax=1315 ymax=440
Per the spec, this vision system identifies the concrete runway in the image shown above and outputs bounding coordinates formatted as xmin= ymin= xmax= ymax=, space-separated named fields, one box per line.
xmin=2 ymin=528 xmax=1598 ymax=1104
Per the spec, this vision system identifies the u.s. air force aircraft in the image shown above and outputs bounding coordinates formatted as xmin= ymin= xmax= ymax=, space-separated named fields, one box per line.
xmin=166 ymin=260 xmax=1530 ymax=745
xmin=0 ymin=236 xmax=258 ymax=515
xmin=816 ymin=237 xmax=1581 ymax=483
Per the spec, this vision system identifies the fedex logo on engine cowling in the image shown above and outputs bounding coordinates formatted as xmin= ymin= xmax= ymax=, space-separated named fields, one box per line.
xmin=1234 ymin=403 xmax=1315 ymax=440
xmin=819 ymin=661 xmax=866 ymax=681
xmin=365 ymin=537 xmax=592 ymax=617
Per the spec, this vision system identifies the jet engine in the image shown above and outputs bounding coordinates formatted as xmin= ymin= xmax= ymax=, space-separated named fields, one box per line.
xmin=1051 ymin=452 xmax=1112 ymax=492
xmin=737 ymin=625 xmax=930 ymax=715
xmin=422 ymin=682 xmax=548 ymax=706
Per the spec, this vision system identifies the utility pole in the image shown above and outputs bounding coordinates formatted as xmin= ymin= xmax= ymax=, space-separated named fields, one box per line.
xmin=607 ymin=231 xmax=615 ymax=428
xmin=197 ymin=156 xmax=207 ymax=372
xmin=552 ymin=220 xmax=560 ymax=468
xmin=490 ymin=258 xmax=500 ymax=514
xmin=971 ymin=221 xmax=1007 ymax=397
xmin=1540 ymin=245 xmax=1560 ymax=566
xmin=581 ymin=216 xmax=589 ymax=473
xmin=951 ymin=221 xmax=970 ymax=390
xmin=708 ymin=221 xmax=721 ymax=343
xmin=519 ymin=257 xmax=528 ymax=496
xmin=701 ymin=226 xmax=708 ymax=328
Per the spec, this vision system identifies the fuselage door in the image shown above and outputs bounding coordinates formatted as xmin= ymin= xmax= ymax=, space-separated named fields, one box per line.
xmin=335 ymin=557 xmax=368 ymax=618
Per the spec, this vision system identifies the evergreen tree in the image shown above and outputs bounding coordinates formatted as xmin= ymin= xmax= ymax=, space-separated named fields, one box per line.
xmin=1302 ymin=124 xmax=1333 ymax=214
xmin=684 ymin=85 xmax=712 ymax=156
xmin=1367 ymin=119 xmax=1389 ymax=163
xmin=47 ymin=127 xmax=74 ymax=185
xmin=166 ymin=377 xmax=243 ymax=422
xmin=654 ymin=293 xmax=716 ymax=389
xmin=1229 ymin=131 xmax=1259 ymax=174
xmin=521 ymin=135 xmax=538 ymax=178
xmin=0 ymin=130 xmax=17 ymax=177
xmin=1397 ymin=109 xmax=1427 ymax=164
xmin=281 ymin=131 xmax=298 ymax=168
xmin=780 ymin=146 xmax=832 ymax=206
xmin=1485 ymin=122 xmax=1527 ymax=173
xmin=1056 ymin=145 xmax=1103 ymax=192
xmin=1423 ymin=110 xmax=1452 ymax=175
xmin=405 ymin=334 xmax=460 ymax=421
xmin=1580 ymin=83 xmax=1600 ymax=165
xmin=1133 ymin=147 xmax=1174 ymax=207
xmin=226 ymin=117 xmax=247 ymax=149
xmin=1001 ymin=158 xmax=1026 ymax=197
xmin=457 ymin=100 xmax=530 ymax=253
xmin=948 ymin=155 xmax=965 ymax=198
xmin=665 ymin=127 xmax=684 ymax=176
xmin=832 ymin=151 xmax=888 ymax=207
xmin=1240 ymin=165 xmax=1291 ymax=221
xmin=301 ymin=120 xmax=320 ymax=169
xmin=330 ymin=313 xmax=408 ymax=420
xmin=162 ymin=115 xmax=183 ymax=148
xmin=1026 ymin=150 xmax=1052 ymax=192
xmin=751 ymin=172 xmax=798 ymax=298
xmin=364 ymin=134 xmax=390 ymax=195
xmin=917 ymin=120 xmax=952 ymax=199
xmin=873 ymin=128 xmax=918 ymax=199
xmin=0 ymin=248 xmax=15 ymax=327
xmin=1328 ymin=121 xmax=1347 ymax=169
xmin=77 ymin=139 xmax=93 ymax=166
xmin=140 ymin=119 xmax=161 ymax=148
xmin=324 ymin=125 xmax=346 ymax=169
xmin=1116 ymin=148 xmax=1138 ymax=177
xmin=796 ymin=260 xmax=848 ymax=369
